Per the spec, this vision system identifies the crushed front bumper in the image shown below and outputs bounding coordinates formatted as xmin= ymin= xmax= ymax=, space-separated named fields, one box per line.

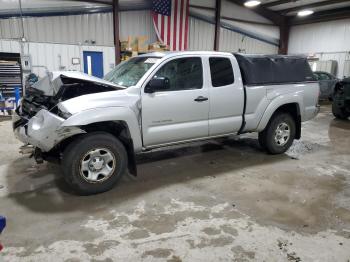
xmin=12 ymin=108 xmax=85 ymax=152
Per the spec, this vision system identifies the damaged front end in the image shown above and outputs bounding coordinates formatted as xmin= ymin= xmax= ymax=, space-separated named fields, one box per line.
xmin=13 ymin=71 xmax=124 ymax=162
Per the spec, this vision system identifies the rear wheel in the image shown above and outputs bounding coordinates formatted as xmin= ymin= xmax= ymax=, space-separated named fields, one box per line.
xmin=259 ymin=113 xmax=296 ymax=154
xmin=62 ymin=132 xmax=127 ymax=195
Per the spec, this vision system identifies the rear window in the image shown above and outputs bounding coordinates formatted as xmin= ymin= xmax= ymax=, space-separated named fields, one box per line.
xmin=209 ymin=57 xmax=234 ymax=87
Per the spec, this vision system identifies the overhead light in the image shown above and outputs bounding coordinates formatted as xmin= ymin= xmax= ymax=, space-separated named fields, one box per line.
xmin=297 ymin=10 xmax=314 ymax=17
xmin=244 ymin=1 xmax=261 ymax=7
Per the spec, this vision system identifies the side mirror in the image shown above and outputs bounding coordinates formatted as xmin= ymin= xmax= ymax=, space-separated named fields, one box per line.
xmin=145 ymin=77 xmax=170 ymax=93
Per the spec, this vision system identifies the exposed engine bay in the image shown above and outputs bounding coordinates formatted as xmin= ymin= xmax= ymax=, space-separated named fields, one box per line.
xmin=19 ymin=73 xmax=122 ymax=119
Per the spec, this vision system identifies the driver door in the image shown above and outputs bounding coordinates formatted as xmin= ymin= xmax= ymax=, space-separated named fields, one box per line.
xmin=141 ymin=56 xmax=209 ymax=147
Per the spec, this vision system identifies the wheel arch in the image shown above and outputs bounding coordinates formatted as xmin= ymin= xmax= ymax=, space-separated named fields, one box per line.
xmin=55 ymin=121 xmax=137 ymax=176
xmin=61 ymin=107 xmax=142 ymax=152
xmin=258 ymin=101 xmax=302 ymax=140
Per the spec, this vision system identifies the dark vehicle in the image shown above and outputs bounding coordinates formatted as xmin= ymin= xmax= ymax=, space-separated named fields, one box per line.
xmin=313 ymin=71 xmax=338 ymax=100
xmin=332 ymin=77 xmax=350 ymax=120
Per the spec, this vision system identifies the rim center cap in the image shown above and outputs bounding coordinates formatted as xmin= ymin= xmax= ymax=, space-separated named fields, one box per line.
xmin=89 ymin=157 xmax=104 ymax=171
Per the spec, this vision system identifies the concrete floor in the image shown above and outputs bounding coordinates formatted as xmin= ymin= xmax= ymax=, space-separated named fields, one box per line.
xmin=0 ymin=104 xmax=349 ymax=261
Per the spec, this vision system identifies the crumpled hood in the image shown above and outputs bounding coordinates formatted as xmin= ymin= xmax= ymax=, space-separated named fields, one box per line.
xmin=58 ymin=87 xmax=140 ymax=115
xmin=32 ymin=71 xmax=123 ymax=96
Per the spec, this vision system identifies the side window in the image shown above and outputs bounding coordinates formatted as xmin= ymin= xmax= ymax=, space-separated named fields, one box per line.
xmin=209 ymin=57 xmax=234 ymax=87
xmin=153 ymin=57 xmax=203 ymax=91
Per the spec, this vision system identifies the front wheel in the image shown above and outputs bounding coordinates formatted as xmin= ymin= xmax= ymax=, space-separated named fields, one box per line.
xmin=62 ymin=132 xmax=128 ymax=195
xmin=259 ymin=113 xmax=296 ymax=154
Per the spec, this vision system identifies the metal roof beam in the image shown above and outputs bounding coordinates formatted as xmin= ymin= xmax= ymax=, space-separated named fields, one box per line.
xmin=227 ymin=0 xmax=284 ymax=24
xmin=281 ymin=0 xmax=350 ymax=14
xmin=262 ymin=0 xmax=298 ymax=8
xmin=290 ymin=6 xmax=350 ymax=24
xmin=62 ymin=0 xmax=113 ymax=5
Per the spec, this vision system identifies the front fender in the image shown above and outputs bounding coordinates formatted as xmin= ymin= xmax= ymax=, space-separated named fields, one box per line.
xmin=62 ymin=107 xmax=143 ymax=152
xmin=257 ymin=94 xmax=304 ymax=132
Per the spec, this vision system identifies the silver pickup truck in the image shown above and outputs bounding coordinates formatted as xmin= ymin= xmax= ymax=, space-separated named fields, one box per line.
xmin=12 ymin=51 xmax=319 ymax=195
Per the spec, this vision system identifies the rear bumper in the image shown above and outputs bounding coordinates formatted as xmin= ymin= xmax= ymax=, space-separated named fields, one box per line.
xmin=303 ymin=104 xmax=320 ymax=122
xmin=12 ymin=108 xmax=84 ymax=152
xmin=316 ymin=104 xmax=321 ymax=115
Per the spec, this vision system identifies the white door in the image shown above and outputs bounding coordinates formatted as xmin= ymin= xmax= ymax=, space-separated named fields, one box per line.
xmin=207 ymin=56 xmax=244 ymax=135
xmin=142 ymin=56 xmax=209 ymax=147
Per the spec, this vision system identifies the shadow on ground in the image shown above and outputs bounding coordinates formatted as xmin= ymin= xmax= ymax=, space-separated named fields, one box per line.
xmin=5 ymin=136 xmax=286 ymax=213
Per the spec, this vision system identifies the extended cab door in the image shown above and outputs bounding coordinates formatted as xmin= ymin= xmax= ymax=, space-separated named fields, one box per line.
xmin=142 ymin=56 xmax=209 ymax=147
xmin=207 ymin=56 xmax=244 ymax=136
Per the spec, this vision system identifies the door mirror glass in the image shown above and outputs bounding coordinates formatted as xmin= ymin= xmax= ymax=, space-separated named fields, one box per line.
xmin=145 ymin=77 xmax=170 ymax=93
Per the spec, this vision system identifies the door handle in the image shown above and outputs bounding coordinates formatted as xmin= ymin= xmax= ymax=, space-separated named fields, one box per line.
xmin=194 ymin=96 xmax=208 ymax=102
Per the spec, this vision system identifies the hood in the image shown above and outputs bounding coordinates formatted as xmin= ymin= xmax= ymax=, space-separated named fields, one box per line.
xmin=32 ymin=71 xmax=124 ymax=96
xmin=58 ymin=87 xmax=141 ymax=115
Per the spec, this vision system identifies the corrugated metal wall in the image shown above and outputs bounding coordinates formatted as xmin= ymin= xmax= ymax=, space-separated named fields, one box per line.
xmin=0 ymin=11 xmax=157 ymax=46
xmin=188 ymin=17 xmax=215 ymax=51
xmin=219 ymin=27 xmax=278 ymax=54
xmin=0 ymin=8 xmax=278 ymax=79
xmin=188 ymin=17 xmax=278 ymax=54
xmin=0 ymin=39 xmax=115 ymax=77
xmin=119 ymin=10 xmax=157 ymax=43
xmin=289 ymin=18 xmax=350 ymax=78
xmin=289 ymin=18 xmax=350 ymax=53
xmin=313 ymin=53 xmax=350 ymax=78
xmin=1 ymin=8 xmax=278 ymax=53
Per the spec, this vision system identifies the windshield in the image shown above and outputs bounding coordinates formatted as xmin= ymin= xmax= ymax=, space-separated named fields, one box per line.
xmin=104 ymin=57 xmax=160 ymax=87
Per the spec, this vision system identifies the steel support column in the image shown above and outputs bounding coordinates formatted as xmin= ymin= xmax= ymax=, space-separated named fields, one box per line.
xmin=214 ymin=0 xmax=221 ymax=51
xmin=113 ymin=0 xmax=120 ymax=65
xmin=278 ymin=18 xmax=290 ymax=55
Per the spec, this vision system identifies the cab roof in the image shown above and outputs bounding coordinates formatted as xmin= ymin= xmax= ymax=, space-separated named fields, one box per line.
xmin=138 ymin=51 xmax=233 ymax=59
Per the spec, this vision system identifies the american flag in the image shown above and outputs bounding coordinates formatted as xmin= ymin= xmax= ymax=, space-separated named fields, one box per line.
xmin=152 ymin=0 xmax=189 ymax=51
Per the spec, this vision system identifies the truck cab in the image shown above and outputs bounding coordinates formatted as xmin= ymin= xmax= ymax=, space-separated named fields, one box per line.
xmin=139 ymin=52 xmax=244 ymax=147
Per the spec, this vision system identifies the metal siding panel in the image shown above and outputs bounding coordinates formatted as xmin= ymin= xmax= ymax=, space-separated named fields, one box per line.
xmin=0 ymin=12 xmax=117 ymax=46
xmin=289 ymin=18 xmax=350 ymax=54
xmin=220 ymin=23 xmax=278 ymax=54
xmin=188 ymin=17 xmax=277 ymax=54
xmin=314 ymin=53 xmax=350 ymax=78
xmin=119 ymin=10 xmax=157 ymax=43
xmin=344 ymin=60 xmax=350 ymax=78
xmin=0 ymin=39 xmax=115 ymax=77
xmin=289 ymin=18 xmax=350 ymax=78
xmin=0 ymin=39 xmax=20 ymax=53
xmin=11 ymin=18 xmax=21 ymax=39
xmin=188 ymin=17 xmax=214 ymax=51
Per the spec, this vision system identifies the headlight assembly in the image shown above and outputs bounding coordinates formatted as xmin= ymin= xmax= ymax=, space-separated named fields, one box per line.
xmin=57 ymin=108 xmax=72 ymax=119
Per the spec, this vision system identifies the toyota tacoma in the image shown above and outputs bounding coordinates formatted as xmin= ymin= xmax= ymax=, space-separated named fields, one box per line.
xmin=12 ymin=52 xmax=320 ymax=195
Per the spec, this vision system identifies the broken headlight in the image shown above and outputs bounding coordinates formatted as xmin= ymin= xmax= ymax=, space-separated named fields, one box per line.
xmin=56 ymin=103 xmax=72 ymax=119
xmin=57 ymin=108 xmax=72 ymax=119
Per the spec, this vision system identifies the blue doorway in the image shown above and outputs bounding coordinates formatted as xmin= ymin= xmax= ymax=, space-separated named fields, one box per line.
xmin=83 ymin=51 xmax=104 ymax=78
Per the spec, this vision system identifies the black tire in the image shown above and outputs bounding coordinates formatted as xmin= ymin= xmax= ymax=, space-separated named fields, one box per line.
xmin=332 ymin=102 xmax=348 ymax=120
xmin=61 ymin=132 xmax=127 ymax=195
xmin=258 ymin=133 xmax=267 ymax=151
xmin=258 ymin=113 xmax=296 ymax=154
